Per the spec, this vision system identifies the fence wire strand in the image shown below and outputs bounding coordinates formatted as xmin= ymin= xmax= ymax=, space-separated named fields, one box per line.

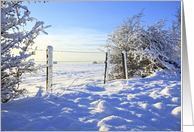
xmin=31 ymin=49 xmax=104 ymax=54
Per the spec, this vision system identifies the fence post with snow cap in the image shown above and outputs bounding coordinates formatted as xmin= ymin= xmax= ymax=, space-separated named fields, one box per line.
xmin=122 ymin=51 xmax=128 ymax=79
xmin=46 ymin=46 xmax=53 ymax=91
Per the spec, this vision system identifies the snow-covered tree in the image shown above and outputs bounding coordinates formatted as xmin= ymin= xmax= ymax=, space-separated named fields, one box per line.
xmin=170 ymin=6 xmax=181 ymax=61
xmin=1 ymin=1 xmax=51 ymax=103
xmin=101 ymin=10 xmax=181 ymax=81
xmin=135 ymin=18 xmax=181 ymax=76
xmin=101 ymin=10 xmax=152 ymax=80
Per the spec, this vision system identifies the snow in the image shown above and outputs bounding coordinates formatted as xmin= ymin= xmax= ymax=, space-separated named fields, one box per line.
xmin=1 ymin=64 xmax=181 ymax=131
xmin=172 ymin=107 xmax=181 ymax=119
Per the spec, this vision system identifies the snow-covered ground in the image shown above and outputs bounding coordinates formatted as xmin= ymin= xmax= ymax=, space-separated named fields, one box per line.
xmin=1 ymin=64 xmax=181 ymax=131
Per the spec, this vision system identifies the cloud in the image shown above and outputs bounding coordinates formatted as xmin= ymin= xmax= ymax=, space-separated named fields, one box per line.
xmin=33 ymin=27 xmax=107 ymax=51
xmin=30 ymin=27 xmax=107 ymax=62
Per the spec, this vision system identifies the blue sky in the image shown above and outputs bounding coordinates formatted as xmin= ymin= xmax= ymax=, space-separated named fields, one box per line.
xmin=23 ymin=1 xmax=181 ymax=62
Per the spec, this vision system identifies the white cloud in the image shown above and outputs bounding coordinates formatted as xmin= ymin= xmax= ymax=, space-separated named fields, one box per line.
xmin=34 ymin=27 xmax=107 ymax=50
xmin=30 ymin=27 xmax=108 ymax=62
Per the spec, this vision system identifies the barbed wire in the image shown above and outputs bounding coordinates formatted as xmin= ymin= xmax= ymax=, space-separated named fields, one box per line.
xmin=52 ymin=79 xmax=103 ymax=99
xmin=19 ymin=50 xmax=107 ymax=87
xmin=31 ymin=49 xmax=104 ymax=54
xmin=34 ymin=61 xmax=105 ymax=64
xmin=54 ymin=78 xmax=77 ymax=99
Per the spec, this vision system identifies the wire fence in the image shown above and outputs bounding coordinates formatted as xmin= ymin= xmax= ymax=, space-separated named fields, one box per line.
xmin=32 ymin=48 xmax=106 ymax=65
xmin=18 ymin=47 xmax=132 ymax=99
xmin=19 ymin=47 xmax=116 ymax=94
xmin=31 ymin=49 xmax=105 ymax=54
xmin=35 ymin=61 xmax=105 ymax=65
xmin=21 ymin=47 xmax=106 ymax=86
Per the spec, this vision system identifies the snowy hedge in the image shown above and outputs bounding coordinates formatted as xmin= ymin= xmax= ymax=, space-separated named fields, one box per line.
xmin=101 ymin=10 xmax=181 ymax=80
xmin=1 ymin=1 xmax=51 ymax=103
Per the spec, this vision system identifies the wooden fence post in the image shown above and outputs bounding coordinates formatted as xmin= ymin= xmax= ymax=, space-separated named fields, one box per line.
xmin=46 ymin=46 xmax=53 ymax=91
xmin=104 ymin=49 xmax=110 ymax=84
xmin=122 ymin=51 xmax=128 ymax=79
xmin=104 ymin=52 xmax=108 ymax=84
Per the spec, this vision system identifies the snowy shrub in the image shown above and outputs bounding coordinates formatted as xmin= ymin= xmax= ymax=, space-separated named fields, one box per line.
xmin=170 ymin=6 xmax=181 ymax=62
xmin=101 ymin=9 xmax=181 ymax=81
xmin=101 ymin=10 xmax=153 ymax=80
xmin=1 ymin=1 xmax=51 ymax=103
xmin=135 ymin=18 xmax=181 ymax=76
xmin=93 ymin=61 xmax=98 ymax=64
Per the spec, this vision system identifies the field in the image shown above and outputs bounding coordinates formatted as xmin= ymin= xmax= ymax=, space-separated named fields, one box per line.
xmin=1 ymin=64 xmax=181 ymax=131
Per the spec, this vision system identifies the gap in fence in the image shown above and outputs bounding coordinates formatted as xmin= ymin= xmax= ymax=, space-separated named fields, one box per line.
xmin=24 ymin=47 xmax=129 ymax=90
xmin=31 ymin=50 xmax=106 ymax=65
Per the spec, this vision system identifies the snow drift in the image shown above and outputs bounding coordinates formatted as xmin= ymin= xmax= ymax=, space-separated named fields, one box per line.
xmin=1 ymin=64 xmax=181 ymax=131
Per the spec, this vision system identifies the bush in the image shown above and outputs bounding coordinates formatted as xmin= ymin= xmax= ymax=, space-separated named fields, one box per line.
xmin=93 ymin=61 xmax=98 ymax=64
xmin=101 ymin=9 xmax=181 ymax=81
xmin=1 ymin=1 xmax=50 ymax=103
